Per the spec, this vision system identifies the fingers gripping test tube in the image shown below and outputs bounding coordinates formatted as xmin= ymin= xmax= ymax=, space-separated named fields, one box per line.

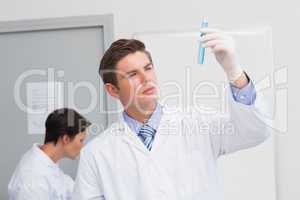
xmin=198 ymin=20 xmax=209 ymax=64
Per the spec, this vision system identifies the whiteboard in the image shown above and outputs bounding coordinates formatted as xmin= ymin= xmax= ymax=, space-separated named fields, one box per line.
xmin=134 ymin=26 xmax=276 ymax=200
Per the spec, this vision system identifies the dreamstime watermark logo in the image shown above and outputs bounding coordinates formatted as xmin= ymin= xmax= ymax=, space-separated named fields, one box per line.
xmin=14 ymin=66 xmax=288 ymax=136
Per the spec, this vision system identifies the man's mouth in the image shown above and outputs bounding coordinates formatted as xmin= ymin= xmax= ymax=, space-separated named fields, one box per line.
xmin=142 ymin=87 xmax=156 ymax=95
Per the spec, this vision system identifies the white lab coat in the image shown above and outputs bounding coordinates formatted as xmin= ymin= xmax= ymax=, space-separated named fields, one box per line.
xmin=73 ymin=93 xmax=270 ymax=200
xmin=8 ymin=144 xmax=74 ymax=200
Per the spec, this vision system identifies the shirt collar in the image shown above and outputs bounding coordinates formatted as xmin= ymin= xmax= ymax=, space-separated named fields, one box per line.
xmin=122 ymin=103 xmax=163 ymax=133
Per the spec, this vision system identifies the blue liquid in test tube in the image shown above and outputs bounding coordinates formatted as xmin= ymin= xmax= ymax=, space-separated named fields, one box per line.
xmin=198 ymin=20 xmax=209 ymax=64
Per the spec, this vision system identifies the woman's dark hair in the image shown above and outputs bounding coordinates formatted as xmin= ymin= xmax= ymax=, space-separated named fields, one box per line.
xmin=44 ymin=108 xmax=91 ymax=145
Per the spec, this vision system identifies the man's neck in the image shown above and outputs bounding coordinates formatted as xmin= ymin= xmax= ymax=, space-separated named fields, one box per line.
xmin=125 ymin=102 xmax=157 ymax=123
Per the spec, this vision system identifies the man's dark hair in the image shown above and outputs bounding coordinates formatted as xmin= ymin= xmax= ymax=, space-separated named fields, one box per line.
xmin=99 ymin=39 xmax=153 ymax=88
xmin=44 ymin=108 xmax=91 ymax=145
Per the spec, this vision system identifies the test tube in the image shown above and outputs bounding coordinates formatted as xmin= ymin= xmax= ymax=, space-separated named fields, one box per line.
xmin=198 ymin=20 xmax=209 ymax=64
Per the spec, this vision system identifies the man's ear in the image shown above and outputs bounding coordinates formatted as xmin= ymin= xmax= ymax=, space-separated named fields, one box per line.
xmin=105 ymin=83 xmax=120 ymax=99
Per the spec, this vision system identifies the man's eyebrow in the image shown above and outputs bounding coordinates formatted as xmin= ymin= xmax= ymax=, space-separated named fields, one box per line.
xmin=125 ymin=62 xmax=153 ymax=74
xmin=143 ymin=62 xmax=153 ymax=69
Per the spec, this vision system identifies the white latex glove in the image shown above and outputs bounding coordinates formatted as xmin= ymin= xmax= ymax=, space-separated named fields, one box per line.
xmin=200 ymin=28 xmax=244 ymax=83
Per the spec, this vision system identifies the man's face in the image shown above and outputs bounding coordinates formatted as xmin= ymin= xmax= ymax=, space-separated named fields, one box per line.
xmin=113 ymin=51 xmax=158 ymax=112
xmin=63 ymin=131 xmax=86 ymax=159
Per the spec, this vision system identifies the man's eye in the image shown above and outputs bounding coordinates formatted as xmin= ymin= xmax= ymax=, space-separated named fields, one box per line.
xmin=128 ymin=72 xmax=137 ymax=77
xmin=145 ymin=66 xmax=153 ymax=70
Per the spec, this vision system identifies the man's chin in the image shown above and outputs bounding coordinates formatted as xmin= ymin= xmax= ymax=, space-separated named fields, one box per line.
xmin=140 ymin=95 xmax=158 ymax=103
xmin=135 ymin=97 xmax=158 ymax=110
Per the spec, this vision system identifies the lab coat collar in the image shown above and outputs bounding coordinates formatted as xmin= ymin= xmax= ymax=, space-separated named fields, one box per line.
xmin=111 ymin=119 xmax=149 ymax=154
xmin=32 ymin=143 xmax=59 ymax=169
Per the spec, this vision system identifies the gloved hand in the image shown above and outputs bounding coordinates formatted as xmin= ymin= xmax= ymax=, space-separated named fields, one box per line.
xmin=200 ymin=28 xmax=244 ymax=83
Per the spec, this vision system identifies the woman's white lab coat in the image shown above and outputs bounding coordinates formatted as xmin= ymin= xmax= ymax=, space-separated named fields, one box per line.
xmin=8 ymin=144 xmax=74 ymax=200
xmin=73 ymin=94 xmax=270 ymax=200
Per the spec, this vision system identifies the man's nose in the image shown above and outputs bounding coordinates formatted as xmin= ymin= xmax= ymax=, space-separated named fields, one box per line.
xmin=140 ymin=71 xmax=150 ymax=83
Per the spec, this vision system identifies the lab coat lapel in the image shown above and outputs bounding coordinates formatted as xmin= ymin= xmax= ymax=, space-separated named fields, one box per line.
xmin=118 ymin=120 xmax=150 ymax=155
xmin=151 ymin=106 xmax=180 ymax=153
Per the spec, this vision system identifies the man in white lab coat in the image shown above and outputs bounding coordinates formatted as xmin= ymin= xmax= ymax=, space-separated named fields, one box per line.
xmin=8 ymin=108 xmax=91 ymax=200
xmin=73 ymin=28 xmax=270 ymax=200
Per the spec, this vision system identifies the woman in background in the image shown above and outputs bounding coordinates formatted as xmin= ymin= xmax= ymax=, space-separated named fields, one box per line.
xmin=8 ymin=108 xmax=91 ymax=200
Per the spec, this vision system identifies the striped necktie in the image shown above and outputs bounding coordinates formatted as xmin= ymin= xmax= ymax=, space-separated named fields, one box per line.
xmin=138 ymin=123 xmax=156 ymax=150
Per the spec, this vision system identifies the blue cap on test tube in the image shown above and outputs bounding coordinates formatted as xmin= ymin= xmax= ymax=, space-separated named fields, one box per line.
xmin=198 ymin=20 xmax=209 ymax=64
